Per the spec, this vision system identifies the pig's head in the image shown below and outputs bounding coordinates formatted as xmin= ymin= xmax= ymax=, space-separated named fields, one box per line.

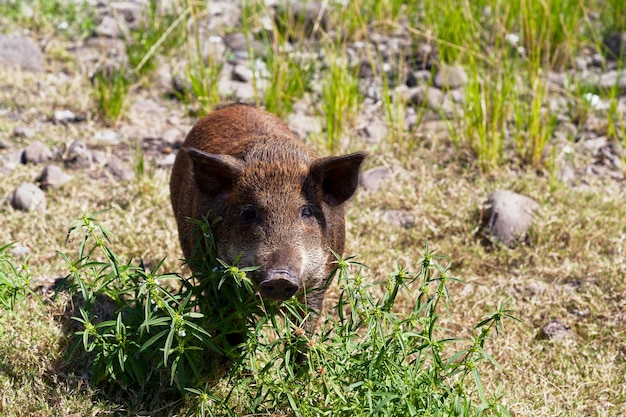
xmin=186 ymin=142 xmax=365 ymax=304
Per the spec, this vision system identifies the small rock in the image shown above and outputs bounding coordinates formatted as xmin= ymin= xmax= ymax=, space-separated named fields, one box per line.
xmin=363 ymin=118 xmax=389 ymax=144
xmin=0 ymin=150 xmax=24 ymax=172
xmin=482 ymin=190 xmax=539 ymax=247
xmin=0 ymin=138 xmax=13 ymax=149
xmin=206 ymin=1 xmax=241 ymax=32
xmin=12 ymin=126 xmax=35 ymax=139
xmin=93 ymin=129 xmax=121 ymax=145
xmin=287 ymin=112 xmax=321 ymax=138
xmin=36 ymin=165 xmax=73 ymax=189
xmin=65 ymin=140 xmax=93 ymax=169
xmin=219 ymin=79 xmax=256 ymax=101
xmin=156 ymin=152 xmax=177 ymax=168
xmin=232 ymin=63 xmax=254 ymax=82
xmin=360 ymin=166 xmax=391 ymax=192
xmin=106 ymin=157 xmax=134 ymax=181
xmin=0 ymin=34 xmax=44 ymax=72
xmin=11 ymin=182 xmax=46 ymax=212
xmin=434 ymin=64 xmax=468 ymax=89
xmin=96 ymin=15 xmax=120 ymax=38
xmin=539 ymin=319 xmax=571 ymax=340
xmin=410 ymin=86 xmax=446 ymax=113
xmin=54 ymin=109 xmax=76 ymax=123
xmin=161 ymin=128 xmax=184 ymax=145
xmin=110 ymin=1 xmax=142 ymax=29
xmin=23 ymin=140 xmax=54 ymax=164
xmin=224 ymin=32 xmax=248 ymax=56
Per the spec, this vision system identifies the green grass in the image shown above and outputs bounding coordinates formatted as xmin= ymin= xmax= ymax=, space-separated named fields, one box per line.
xmin=320 ymin=46 xmax=362 ymax=153
xmin=91 ymin=67 xmax=132 ymax=126
xmin=5 ymin=213 xmax=512 ymax=416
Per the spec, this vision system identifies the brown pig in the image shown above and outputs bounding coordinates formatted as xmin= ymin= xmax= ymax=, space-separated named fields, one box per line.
xmin=170 ymin=103 xmax=365 ymax=332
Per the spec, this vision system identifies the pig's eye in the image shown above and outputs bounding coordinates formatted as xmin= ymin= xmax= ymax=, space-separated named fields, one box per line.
xmin=240 ymin=206 xmax=258 ymax=223
xmin=300 ymin=205 xmax=314 ymax=219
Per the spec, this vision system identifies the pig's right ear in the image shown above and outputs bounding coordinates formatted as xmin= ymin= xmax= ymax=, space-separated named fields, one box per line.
xmin=186 ymin=148 xmax=244 ymax=198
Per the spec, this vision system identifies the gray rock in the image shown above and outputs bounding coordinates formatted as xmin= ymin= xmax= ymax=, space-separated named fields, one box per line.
xmin=224 ymin=32 xmax=249 ymax=57
xmin=54 ymin=109 xmax=76 ymax=123
xmin=287 ymin=112 xmax=321 ymax=138
xmin=410 ymin=86 xmax=456 ymax=116
xmin=12 ymin=126 xmax=35 ymax=139
xmin=482 ymin=190 xmax=539 ymax=247
xmin=36 ymin=165 xmax=73 ymax=189
xmin=0 ymin=138 xmax=13 ymax=149
xmin=97 ymin=15 xmax=120 ymax=38
xmin=206 ymin=1 xmax=241 ymax=32
xmin=110 ymin=1 xmax=142 ymax=29
xmin=363 ymin=118 xmax=388 ymax=144
xmin=156 ymin=152 xmax=177 ymax=167
xmin=597 ymin=70 xmax=626 ymax=91
xmin=65 ymin=140 xmax=93 ymax=169
xmin=23 ymin=141 xmax=54 ymax=164
xmin=161 ymin=128 xmax=184 ymax=145
xmin=93 ymin=129 xmax=121 ymax=145
xmin=106 ymin=157 xmax=135 ymax=181
xmin=539 ymin=319 xmax=571 ymax=340
xmin=0 ymin=34 xmax=44 ymax=72
xmin=448 ymin=89 xmax=466 ymax=104
xmin=0 ymin=150 xmax=24 ymax=173
xmin=219 ymin=78 xmax=256 ymax=102
xmin=232 ymin=63 xmax=253 ymax=82
xmin=434 ymin=64 xmax=468 ymax=89
xmin=360 ymin=166 xmax=391 ymax=192
xmin=11 ymin=182 xmax=46 ymax=212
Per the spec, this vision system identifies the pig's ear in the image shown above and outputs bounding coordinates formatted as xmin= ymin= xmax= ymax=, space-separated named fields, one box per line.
xmin=186 ymin=148 xmax=244 ymax=198
xmin=310 ymin=152 xmax=366 ymax=207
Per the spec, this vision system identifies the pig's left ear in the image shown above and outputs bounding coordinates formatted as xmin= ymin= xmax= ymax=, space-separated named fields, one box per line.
xmin=310 ymin=152 xmax=366 ymax=207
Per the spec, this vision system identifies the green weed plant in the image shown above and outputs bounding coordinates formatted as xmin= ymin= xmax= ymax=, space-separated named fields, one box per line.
xmin=0 ymin=243 xmax=35 ymax=311
xmin=61 ymin=212 xmax=514 ymax=415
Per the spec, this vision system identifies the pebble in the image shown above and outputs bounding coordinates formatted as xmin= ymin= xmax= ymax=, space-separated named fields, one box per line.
xmin=360 ymin=166 xmax=391 ymax=192
xmin=12 ymin=126 xmax=35 ymax=139
xmin=23 ymin=141 xmax=54 ymax=164
xmin=0 ymin=34 xmax=44 ymax=72
xmin=106 ymin=157 xmax=135 ymax=181
xmin=482 ymin=190 xmax=539 ymax=248
xmin=434 ymin=64 xmax=468 ymax=90
xmin=54 ymin=109 xmax=76 ymax=123
xmin=36 ymin=165 xmax=73 ymax=189
xmin=11 ymin=182 xmax=47 ymax=212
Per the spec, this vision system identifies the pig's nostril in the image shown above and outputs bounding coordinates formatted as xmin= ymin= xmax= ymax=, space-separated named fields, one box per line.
xmin=259 ymin=276 xmax=299 ymax=301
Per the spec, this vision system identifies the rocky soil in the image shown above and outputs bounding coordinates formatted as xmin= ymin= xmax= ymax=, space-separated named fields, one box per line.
xmin=2 ymin=1 xmax=625 ymax=220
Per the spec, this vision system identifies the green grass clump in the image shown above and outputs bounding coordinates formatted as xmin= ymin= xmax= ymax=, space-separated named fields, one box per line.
xmin=125 ymin=0 xmax=186 ymax=77
xmin=320 ymin=49 xmax=361 ymax=152
xmin=61 ymin=212 xmax=513 ymax=415
xmin=0 ymin=243 xmax=35 ymax=311
xmin=263 ymin=44 xmax=314 ymax=119
xmin=91 ymin=67 xmax=132 ymax=126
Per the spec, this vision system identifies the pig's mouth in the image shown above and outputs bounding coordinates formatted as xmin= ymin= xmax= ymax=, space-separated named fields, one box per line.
xmin=256 ymin=268 xmax=302 ymax=301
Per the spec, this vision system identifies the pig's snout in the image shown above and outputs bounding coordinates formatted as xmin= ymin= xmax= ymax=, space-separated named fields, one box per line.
xmin=259 ymin=269 xmax=301 ymax=301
